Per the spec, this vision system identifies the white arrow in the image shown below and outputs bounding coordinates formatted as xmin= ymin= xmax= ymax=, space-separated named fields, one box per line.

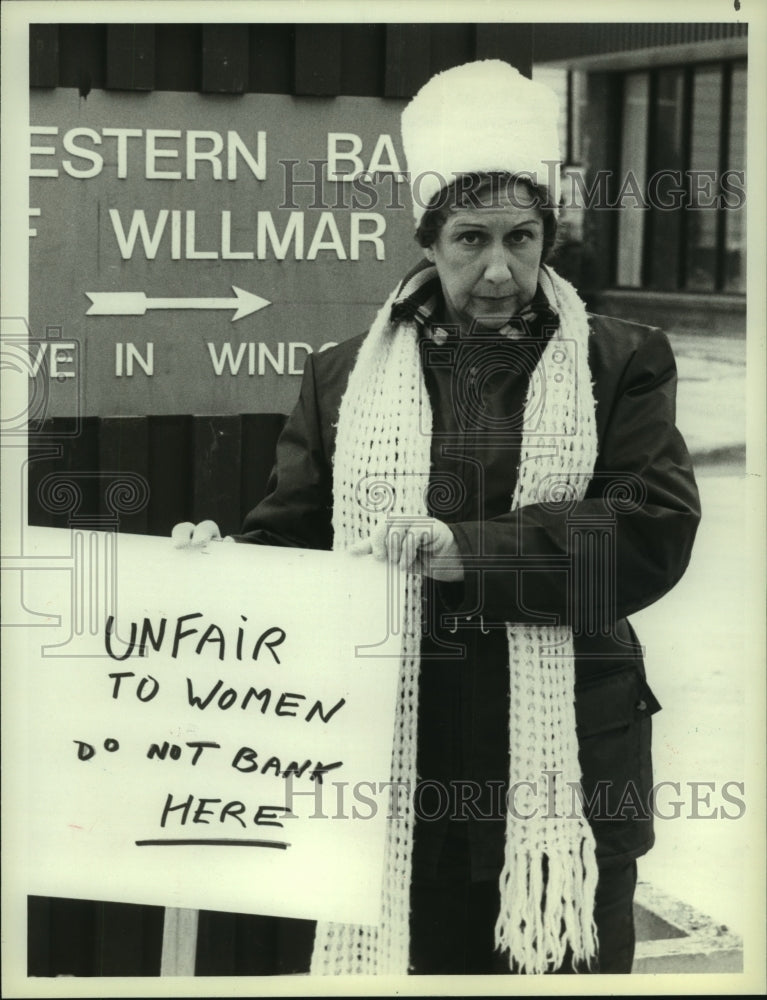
xmin=85 ymin=286 xmax=271 ymax=322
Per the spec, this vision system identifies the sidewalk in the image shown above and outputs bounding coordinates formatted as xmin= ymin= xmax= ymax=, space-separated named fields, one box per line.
xmin=671 ymin=331 xmax=747 ymax=465
xmin=628 ymin=336 xmax=754 ymax=973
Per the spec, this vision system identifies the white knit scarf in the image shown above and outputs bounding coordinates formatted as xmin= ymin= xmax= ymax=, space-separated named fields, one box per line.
xmin=310 ymin=266 xmax=599 ymax=975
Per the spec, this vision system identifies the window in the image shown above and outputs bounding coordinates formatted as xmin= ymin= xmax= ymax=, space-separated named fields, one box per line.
xmin=614 ymin=59 xmax=746 ymax=294
xmin=532 ymin=66 xmax=585 ymax=167
xmin=724 ymin=63 xmax=747 ymax=292
xmin=615 ymin=73 xmax=650 ymax=287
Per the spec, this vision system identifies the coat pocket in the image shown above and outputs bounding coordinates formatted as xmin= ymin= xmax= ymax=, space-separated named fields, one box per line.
xmin=574 ymin=665 xmax=661 ymax=863
xmin=575 ymin=665 xmax=661 ymax=738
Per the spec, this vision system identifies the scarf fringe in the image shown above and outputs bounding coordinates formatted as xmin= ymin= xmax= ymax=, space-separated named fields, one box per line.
xmin=495 ymin=838 xmax=600 ymax=974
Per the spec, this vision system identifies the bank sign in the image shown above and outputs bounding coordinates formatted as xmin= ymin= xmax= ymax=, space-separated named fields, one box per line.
xmin=29 ymin=90 xmax=417 ymax=417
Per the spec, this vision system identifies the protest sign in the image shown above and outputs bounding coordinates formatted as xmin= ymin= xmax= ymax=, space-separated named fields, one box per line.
xmin=18 ymin=526 xmax=401 ymax=925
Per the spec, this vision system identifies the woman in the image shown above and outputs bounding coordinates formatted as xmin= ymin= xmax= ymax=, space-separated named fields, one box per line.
xmin=174 ymin=60 xmax=700 ymax=975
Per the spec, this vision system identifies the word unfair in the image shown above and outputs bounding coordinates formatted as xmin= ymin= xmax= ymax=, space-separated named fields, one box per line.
xmin=104 ymin=612 xmax=287 ymax=663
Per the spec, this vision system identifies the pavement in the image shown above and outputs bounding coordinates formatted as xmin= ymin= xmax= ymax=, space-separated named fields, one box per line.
xmin=626 ymin=330 xmax=761 ymax=976
xmin=672 ymin=331 xmax=748 ymax=465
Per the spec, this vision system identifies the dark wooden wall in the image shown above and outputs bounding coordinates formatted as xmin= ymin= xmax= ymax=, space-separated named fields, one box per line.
xmin=27 ymin=414 xmax=287 ymax=539
xmin=27 ymin=896 xmax=316 ymax=977
xmin=28 ymin=898 xmax=164 ymax=977
xmin=29 ymin=22 xmax=534 ymax=96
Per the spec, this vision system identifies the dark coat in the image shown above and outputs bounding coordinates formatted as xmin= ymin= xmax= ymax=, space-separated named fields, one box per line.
xmin=236 ymin=312 xmax=701 ymax=873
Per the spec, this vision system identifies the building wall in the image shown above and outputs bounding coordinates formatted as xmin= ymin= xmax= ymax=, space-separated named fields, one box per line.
xmin=532 ymin=21 xmax=747 ymax=66
xmin=29 ymin=22 xmax=534 ymax=96
xmin=534 ymin=27 xmax=748 ymax=337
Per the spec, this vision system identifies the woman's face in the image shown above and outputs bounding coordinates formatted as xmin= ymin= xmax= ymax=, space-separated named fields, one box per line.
xmin=427 ymin=189 xmax=544 ymax=334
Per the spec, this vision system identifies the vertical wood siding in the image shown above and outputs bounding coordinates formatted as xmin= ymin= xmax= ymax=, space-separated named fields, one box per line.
xmin=30 ymin=22 xmax=536 ymax=94
xmin=28 ymin=414 xmax=287 ymax=538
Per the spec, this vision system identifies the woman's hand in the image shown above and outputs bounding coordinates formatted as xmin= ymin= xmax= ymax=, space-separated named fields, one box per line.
xmin=352 ymin=517 xmax=464 ymax=581
xmin=171 ymin=520 xmax=232 ymax=547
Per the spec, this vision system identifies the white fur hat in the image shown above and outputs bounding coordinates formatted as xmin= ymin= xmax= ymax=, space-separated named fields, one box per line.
xmin=400 ymin=59 xmax=561 ymax=224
